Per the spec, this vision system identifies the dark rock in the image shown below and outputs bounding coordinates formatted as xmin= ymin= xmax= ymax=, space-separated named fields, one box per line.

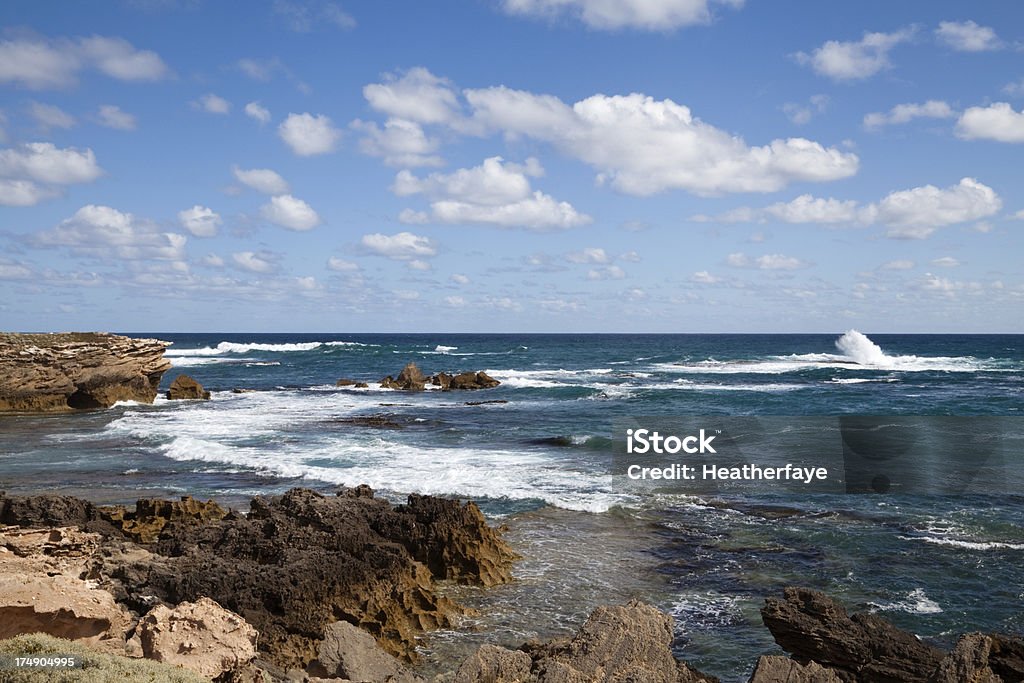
xmin=432 ymin=372 xmax=452 ymax=390
xmin=379 ymin=364 xmax=501 ymax=391
xmin=928 ymin=633 xmax=1024 ymax=683
xmin=329 ymin=414 xmax=406 ymax=429
xmin=465 ymin=399 xmax=509 ymax=406
xmin=101 ymin=496 xmax=227 ymax=544
xmin=354 ymin=382 xmax=369 ymax=388
xmin=166 ymin=374 xmax=211 ymax=400
xmin=335 ymin=378 xmax=359 ymax=386
xmin=0 ymin=332 xmax=171 ymax=412
xmin=231 ymin=388 xmax=256 ymax=394
xmin=761 ymin=587 xmax=945 ymax=683
xmin=380 ymin=363 xmax=427 ymax=390
xmin=749 ymin=655 xmax=843 ymax=682
xmin=449 ymin=371 xmax=500 ymax=390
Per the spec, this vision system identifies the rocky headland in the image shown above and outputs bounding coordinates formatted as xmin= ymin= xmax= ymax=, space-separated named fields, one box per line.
xmin=0 ymin=489 xmax=1021 ymax=683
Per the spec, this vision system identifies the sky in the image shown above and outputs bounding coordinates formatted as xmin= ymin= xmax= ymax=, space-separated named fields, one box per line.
xmin=1 ymin=0 xmax=1022 ymax=333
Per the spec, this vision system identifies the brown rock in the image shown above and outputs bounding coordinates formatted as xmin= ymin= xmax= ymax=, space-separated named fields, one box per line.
xmin=101 ymin=496 xmax=228 ymax=544
xmin=0 ymin=332 xmax=171 ymax=412
xmin=167 ymin=374 xmax=211 ymax=400
xmin=928 ymin=633 xmax=1024 ymax=683
xmin=335 ymin=378 xmax=359 ymax=386
xmin=355 ymin=382 xmax=369 ymax=388
xmin=308 ymin=620 xmax=423 ymax=682
xmin=761 ymin=587 xmax=945 ymax=683
xmin=452 ymin=644 xmax=533 ymax=683
xmin=448 ymin=371 xmax=501 ymax=390
xmin=138 ymin=597 xmax=258 ymax=679
xmin=433 ymin=372 xmax=452 ymax=390
xmin=749 ymin=655 xmax=843 ymax=682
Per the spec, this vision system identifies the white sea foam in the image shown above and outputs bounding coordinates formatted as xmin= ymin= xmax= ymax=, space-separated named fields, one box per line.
xmin=870 ymin=588 xmax=943 ymax=615
xmin=434 ymin=345 xmax=458 ymax=353
xmin=899 ymin=535 xmax=1024 ymax=551
xmin=670 ymin=592 xmax=746 ymax=632
xmin=165 ymin=340 xmax=375 ymax=357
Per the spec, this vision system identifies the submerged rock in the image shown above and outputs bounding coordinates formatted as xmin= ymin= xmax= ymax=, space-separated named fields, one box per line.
xmin=166 ymin=374 xmax=211 ymax=400
xmin=0 ymin=332 xmax=171 ymax=412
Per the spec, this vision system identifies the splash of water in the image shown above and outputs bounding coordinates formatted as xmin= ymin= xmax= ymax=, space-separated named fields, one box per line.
xmin=835 ymin=330 xmax=888 ymax=365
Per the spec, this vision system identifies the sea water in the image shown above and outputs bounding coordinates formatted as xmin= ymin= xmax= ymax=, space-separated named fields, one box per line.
xmin=1 ymin=331 xmax=1022 ymax=681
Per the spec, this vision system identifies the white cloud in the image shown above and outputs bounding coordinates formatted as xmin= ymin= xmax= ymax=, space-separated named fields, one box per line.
xmin=935 ymin=20 xmax=1001 ymax=52
xmin=0 ymin=142 xmax=102 ymax=184
xmin=863 ymin=100 xmax=955 ymax=130
xmin=764 ymin=194 xmax=862 ymax=224
xmin=875 ymin=177 xmax=1002 ymax=238
xmin=177 ymin=205 xmax=221 ymax=237
xmin=363 ymin=67 xmax=461 ymax=125
xmin=1013 ymin=210 xmax=1024 ymax=220
xmin=327 ymin=257 xmax=359 ymax=272
xmin=278 ymin=112 xmax=341 ymax=155
xmin=1005 ymin=79 xmax=1024 ymax=98
xmin=201 ymin=254 xmax=225 ymax=267
xmin=395 ymin=156 xmax=590 ymax=230
xmin=232 ymin=166 xmax=290 ymax=194
xmin=956 ymin=103 xmax=1024 ymax=143
xmin=500 ymin=0 xmax=744 ymax=30
xmin=195 ymin=93 xmax=230 ymax=114
xmin=566 ymin=247 xmax=610 ymax=264
xmin=794 ymin=28 xmax=914 ymax=81
xmin=726 ymin=252 xmax=749 ymax=267
xmin=351 ymin=118 xmax=443 ymax=167
xmin=465 ymin=88 xmax=858 ymax=196
xmin=695 ymin=177 xmax=1001 ymax=239
xmin=237 ymin=58 xmax=282 ymax=81
xmin=881 ymin=260 xmax=915 ymax=270
xmin=691 ymin=270 xmax=721 ymax=283
xmin=29 ymin=101 xmax=75 ymax=129
xmin=36 ymin=204 xmax=187 ymax=260
xmin=0 ymin=35 xmax=169 ymax=89
xmin=619 ymin=250 xmax=641 ymax=262
xmin=408 ymin=259 xmax=431 ymax=271
xmin=274 ymin=1 xmax=355 ymax=32
xmin=245 ymin=101 xmax=271 ymax=124
xmin=260 ymin=194 xmax=321 ymax=230
xmin=450 ymin=273 xmax=470 ymax=284
xmin=932 ymin=256 xmax=960 ymax=267
xmin=726 ymin=252 xmax=807 ymax=270
xmin=96 ymin=104 xmax=136 ymax=130
xmin=0 ymin=259 xmax=33 ymax=280
xmin=782 ymin=94 xmax=828 ymax=125
xmin=445 ymin=295 xmax=466 ymax=307
xmin=232 ymin=251 xmax=276 ymax=273
xmin=587 ymin=265 xmax=626 ymax=280
xmin=0 ymin=179 xmax=55 ymax=207
xmin=360 ymin=231 xmax=437 ymax=260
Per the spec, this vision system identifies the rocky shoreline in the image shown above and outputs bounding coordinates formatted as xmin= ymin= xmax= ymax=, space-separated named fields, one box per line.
xmin=0 ymin=489 xmax=1021 ymax=683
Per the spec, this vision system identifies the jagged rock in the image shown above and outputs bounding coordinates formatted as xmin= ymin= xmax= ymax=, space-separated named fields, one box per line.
xmin=167 ymin=374 xmax=211 ymax=400
xmin=451 ymin=644 xmax=533 ymax=683
xmin=89 ymin=487 xmax=515 ymax=670
xmin=761 ymin=587 xmax=945 ymax=683
xmin=433 ymin=372 xmax=452 ymax=390
xmin=449 ymin=371 xmax=500 ymax=390
xmin=527 ymin=600 xmax=718 ymax=683
xmin=308 ymin=620 xmax=423 ymax=682
xmin=138 ymin=597 xmax=258 ymax=679
xmin=335 ymin=378 xmax=359 ymax=387
xmin=928 ymin=633 xmax=1024 ymax=683
xmin=749 ymin=655 xmax=843 ymax=682
xmin=0 ymin=332 xmax=171 ymax=412
xmin=102 ymin=496 xmax=228 ymax=544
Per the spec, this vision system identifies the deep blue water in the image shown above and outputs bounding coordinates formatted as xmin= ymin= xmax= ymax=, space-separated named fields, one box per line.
xmin=1 ymin=331 xmax=1021 ymax=681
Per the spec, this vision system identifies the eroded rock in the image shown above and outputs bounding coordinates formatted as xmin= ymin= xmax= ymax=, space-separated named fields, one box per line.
xmin=0 ymin=332 xmax=170 ymax=412
xmin=308 ymin=620 xmax=423 ymax=682
xmin=748 ymin=655 xmax=843 ymax=683
xmin=167 ymin=374 xmax=211 ymax=400
xmin=380 ymin=363 xmax=501 ymax=391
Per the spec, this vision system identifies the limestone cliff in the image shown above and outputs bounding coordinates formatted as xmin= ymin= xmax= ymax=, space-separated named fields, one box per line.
xmin=0 ymin=332 xmax=171 ymax=412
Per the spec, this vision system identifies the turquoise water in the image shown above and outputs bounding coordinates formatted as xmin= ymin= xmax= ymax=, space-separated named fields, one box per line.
xmin=1 ymin=331 xmax=1022 ymax=680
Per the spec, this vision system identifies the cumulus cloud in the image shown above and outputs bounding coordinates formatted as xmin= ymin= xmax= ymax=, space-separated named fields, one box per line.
xmin=956 ymin=103 xmax=1024 ymax=143
xmin=935 ymin=20 xmax=1001 ymax=52
xmin=351 ymin=118 xmax=443 ymax=167
xmin=727 ymin=252 xmax=808 ymax=270
xmin=863 ymin=100 xmax=955 ymax=130
xmin=96 ymin=104 xmax=136 ymax=130
xmin=194 ymin=93 xmax=230 ymax=114
xmin=587 ymin=265 xmax=626 ymax=280
xmin=782 ymin=94 xmax=828 ymax=125
xmin=693 ymin=178 xmax=1001 ymax=239
xmin=363 ymin=67 xmax=461 ymax=125
xmin=260 ymin=194 xmax=321 ymax=230
xmin=245 ymin=101 xmax=271 ymax=124
xmin=500 ymin=0 xmax=744 ymax=30
xmin=450 ymin=273 xmax=470 ymax=284
xmin=566 ymin=247 xmax=610 ymax=264
xmin=360 ymin=231 xmax=437 ymax=260
xmin=232 ymin=250 xmax=277 ymax=273
xmin=232 ymin=166 xmax=289 ymax=194
xmin=0 ymin=142 xmax=102 ymax=205
xmin=177 ymin=205 xmax=221 ymax=237
xmin=326 ymin=257 xmax=359 ymax=272
xmin=794 ymin=28 xmax=914 ymax=81
xmin=35 ymin=204 xmax=187 ymax=260
xmin=691 ymin=270 xmax=721 ymax=284
xmin=29 ymin=101 xmax=75 ymax=129
xmin=0 ymin=34 xmax=169 ymax=89
xmin=278 ymin=112 xmax=341 ymax=155
xmin=395 ymin=156 xmax=590 ymax=230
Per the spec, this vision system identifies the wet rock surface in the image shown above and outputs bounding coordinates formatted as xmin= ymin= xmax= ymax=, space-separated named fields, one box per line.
xmin=380 ymin=363 xmax=501 ymax=391
xmin=0 ymin=332 xmax=171 ymax=412
xmin=167 ymin=373 xmax=211 ymax=400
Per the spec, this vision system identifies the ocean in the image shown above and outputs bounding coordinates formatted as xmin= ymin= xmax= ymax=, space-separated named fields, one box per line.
xmin=1 ymin=331 xmax=1022 ymax=681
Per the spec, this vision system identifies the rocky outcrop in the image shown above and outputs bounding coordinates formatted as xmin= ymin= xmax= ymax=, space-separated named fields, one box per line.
xmin=335 ymin=378 xmax=369 ymax=388
xmin=167 ymin=374 xmax=211 ymax=400
xmin=102 ymin=496 xmax=228 ymax=544
xmin=0 ymin=332 xmax=171 ymax=412
xmin=449 ymin=600 xmax=717 ymax=683
xmin=380 ymin=363 xmax=501 ymax=391
xmin=748 ymin=655 xmax=843 ymax=682
xmin=137 ymin=597 xmax=258 ymax=679
xmin=761 ymin=587 xmax=946 ymax=682
xmin=928 ymin=633 xmax=1024 ymax=683
xmin=308 ymin=620 xmax=423 ymax=682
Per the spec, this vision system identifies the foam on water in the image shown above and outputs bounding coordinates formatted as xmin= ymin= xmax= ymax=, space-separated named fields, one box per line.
xmin=165 ymin=340 xmax=374 ymax=357
xmin=869 ymin=588 xmax=943 ymax=615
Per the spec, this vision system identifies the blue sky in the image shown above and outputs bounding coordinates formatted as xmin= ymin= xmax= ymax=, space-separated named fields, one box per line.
xmin=1 ymin=0 xmax=1022 ymax=332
